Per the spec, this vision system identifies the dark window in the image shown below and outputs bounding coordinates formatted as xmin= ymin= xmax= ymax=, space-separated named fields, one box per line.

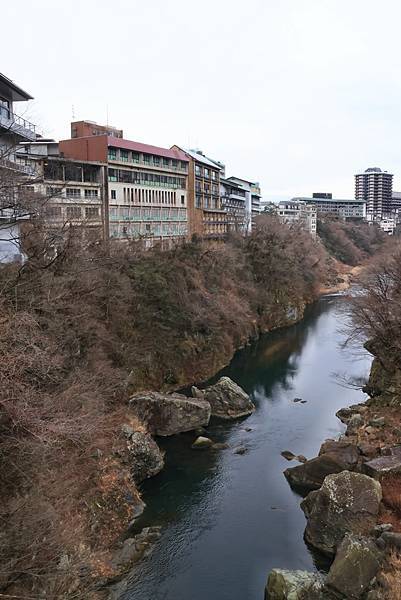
xmin=111 ymin=190 xmax=116 ymax=200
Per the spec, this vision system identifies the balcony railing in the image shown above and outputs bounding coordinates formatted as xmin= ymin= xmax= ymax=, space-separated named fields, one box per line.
xmin=0 ymin=107 xmax=36 ymax=141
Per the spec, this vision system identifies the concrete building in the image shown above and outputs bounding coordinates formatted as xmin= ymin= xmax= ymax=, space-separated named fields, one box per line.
xmin=70 ymin=120 xmax=123 ymax=139
xmin=172 ymin=147 xmax=227 ymax=238
xmin=293 ymin=193 xmax=366 ymax=220
xmin=16 ymin=140 xmax=107 ymax=242
xmin=276 ymin=200 xmax=317 ymax=237
xmin=379 ymin=217 xmax=396 ymax=235
xmin=60 ymin=122 xmax=189 ymax=245
xmin=355 ymin=167 xmax=393 ymax=222
xmin=220 ymin=177 xmax=247 ymax=233
xmin=223 ymin=176 xmax=261 ymax=233
xmin=0 ymin=73 xmax=36 ymax=262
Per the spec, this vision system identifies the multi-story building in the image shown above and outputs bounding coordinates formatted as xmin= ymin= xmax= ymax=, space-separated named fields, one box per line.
xmin=70 ymin=120 xmax=123 ymax=139
xmin=220 ymin=177 xmax=247 ymax=233
xmin=16 ymin=140 xmax=107 ymax=242
xmin=172 ymin=147 xmax=227 ymax=238
xmin=251 ymin=182 xmax=262 ymax=222
xmin=293 ymin=193 xmax=366 ymax=220
xmin=276 ymin=200 xmax=317 ymax=237
xmin=0 ymin=73 xmax=36 ymax=262
xmin=355 ymin=167 xmax=393 ymax=222
xmin=60 ymin=122 xmax=189 ymax=245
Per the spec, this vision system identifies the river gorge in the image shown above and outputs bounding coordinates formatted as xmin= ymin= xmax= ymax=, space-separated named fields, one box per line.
xmin=117 ymin=293 xmax=372 ymax=600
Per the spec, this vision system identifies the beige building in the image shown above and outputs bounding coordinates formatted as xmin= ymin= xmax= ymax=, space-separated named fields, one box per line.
xmin=276 ymin=200 xmax=317 ymax=237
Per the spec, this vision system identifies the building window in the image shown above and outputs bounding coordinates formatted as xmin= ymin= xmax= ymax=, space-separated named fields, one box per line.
xmin=195 ymin=165 xmax=202 ymax=176
xmin=66 ymin=206 xmax=82 ymax=219
xmin=163 ymin=158 xmax=169 ymax=167
xmin=181 ymin=195 xmax=185 ymax=205
xmin=108 ymin=148 xmax=117 ymax=161
xmin=85 ymin=207 xmax=99 ymax=220
xmin=108 ymin=168 xmax=117 ymax=182
xmin=111 ymin=189 xmax=116 ymax=200
xmin=143 ymin=154 xmax=151 ymax=164
xmin=46 ymin=186 xmax=62 ymax=196
xmin=132 ymin=152 xmax=140 ymax=163
xmin=180 ymin=161 xmax=187 ymax=171
xmin=84 ymin=189 xmax=98 ymax=198
xmin=45 ymin=206 xmax=62 ymax=218
xmin=195 ymin=195 xmax=202 ymax=208
xmin=172 ymin=159 xmax=177 ymax=169
xmin=153 ymin=156 xmax=160 ymax=166
xmin=66 ymin=188 xmax=81 ymax=198
xmin=204 ymin=168 xmax=210 ymax=179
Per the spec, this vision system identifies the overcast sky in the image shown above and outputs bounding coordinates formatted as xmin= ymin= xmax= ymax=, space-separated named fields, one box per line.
xmin=3 ymin=0 xmax=401 ymax=200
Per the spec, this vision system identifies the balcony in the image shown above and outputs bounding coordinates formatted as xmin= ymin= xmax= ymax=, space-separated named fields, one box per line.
xmin=0 ymin=107 xmax=36 ymax=141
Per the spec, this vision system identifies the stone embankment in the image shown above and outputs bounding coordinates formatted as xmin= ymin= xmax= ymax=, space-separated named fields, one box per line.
xmin=266 ymin=384 xmax=401 ymax=599
xmin=104 ymin=377 xmax=253 ymax=594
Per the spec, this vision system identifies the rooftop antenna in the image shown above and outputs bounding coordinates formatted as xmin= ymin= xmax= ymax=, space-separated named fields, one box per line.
xmin=106 ymin=104 xmax=109 ymax=127
xmin=72 ymin=104 xmax=75 ymax=120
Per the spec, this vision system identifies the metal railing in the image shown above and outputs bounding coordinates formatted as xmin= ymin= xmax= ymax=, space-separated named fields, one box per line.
xmin=0 ymin=107 xmax=36 ymax=140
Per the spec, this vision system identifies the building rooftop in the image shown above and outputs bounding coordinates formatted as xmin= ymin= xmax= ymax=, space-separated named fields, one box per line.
xmin=293 ymin=196 xmax=366 ymax=204
xmin=0 ymin=72 xmax=33 ymax=101
xmin=108 ymin=136 xmax=189 ymax=161
xmin=355 ymin=168 xmax=393 ymax=176
xmin=181 ymin=148 xmax=223 ymax=169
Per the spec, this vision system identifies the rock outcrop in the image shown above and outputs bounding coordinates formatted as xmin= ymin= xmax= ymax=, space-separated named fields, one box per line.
xmin=127 ymin=431 xmax=164 ymax=483
xmin=192 ymin=377 xmax=255 ymax=420
xmin=284 ymin=440 xmax=360 ymax=492
xmin=191 ymin=436 xmax=213 ymax=450
xmin=129 ymin=391 xmax=211 ymax=436
xmin=301 ymin=471 xmax=382 ymax=556
xmin=325 ymin=534 xmax=382 ymax=599
xmin=363 ymin=445 xmax=401 ymax=479
xmin=264 ymin=568 xmax=325 ymax=599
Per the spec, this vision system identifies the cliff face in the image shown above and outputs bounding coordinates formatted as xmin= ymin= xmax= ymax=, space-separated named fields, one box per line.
xmin=364 ymin=340 xmax=401 ymax=406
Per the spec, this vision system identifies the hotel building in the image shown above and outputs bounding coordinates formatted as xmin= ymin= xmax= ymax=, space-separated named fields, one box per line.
xmin=60 ymin=122 xmax=189 ymax=245
xmin=355 ymin=167 xmax=393 ymax=223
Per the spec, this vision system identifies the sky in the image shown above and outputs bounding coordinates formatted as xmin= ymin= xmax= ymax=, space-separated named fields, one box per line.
xmin=3 ymin=0 xmax=401 ymax=201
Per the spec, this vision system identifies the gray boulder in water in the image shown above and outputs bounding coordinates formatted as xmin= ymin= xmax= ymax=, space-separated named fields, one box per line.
xmin=193 ymin=376 xmax=255 ymax=420
xmin=129 ymin=391 xmax=211 ymax=436
xmin=264 ymin=568 xmax=325 ymax=599
xmin=128 ymin=431 xmax=164 ymax=483
xmin=301 ymin=471 xmax=382 ymax=556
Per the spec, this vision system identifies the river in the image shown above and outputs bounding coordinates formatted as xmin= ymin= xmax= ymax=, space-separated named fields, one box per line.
xmin=121 ymin=294 xmax=372 ymax=600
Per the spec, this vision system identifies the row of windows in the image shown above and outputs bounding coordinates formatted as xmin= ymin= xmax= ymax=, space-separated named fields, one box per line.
xmin=195 ymin=181 xmax=219 ymax=195
xmin=195 ymin=165 xmax=218 ymax=181
xmin=109 ymin=221 xmax=187 ymax=238
xmin=195 ymin=195 xmax=221 ymax=209
xmin=108 ymin=147 xmax=187 ymax=172
xmin=45 ymin=205 xmax=100 ymax=220
xmin=110 ymin=187 xmax=185 ymax=206
xmin=110 ymin=207 xmax=187 ymax=221
xmin=46 ymin=186 xmax=99 ymax=199
xmin=108 ymin=168 xmax=186 ymax=189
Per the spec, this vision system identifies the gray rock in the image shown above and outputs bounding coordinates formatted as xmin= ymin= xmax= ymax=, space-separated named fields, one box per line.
xmin=194 ymin=377 xmax=255 ymax=420
xmin=301 ymin=471 xmax=382 ymax=556
xmin=281 ymin=450 xmax=296 ymax=461
xmin=296 ymin=455 xmax=308 ymax=463
xmin=129 ymin=391 xmax=211 ymax=436
xmin=121 ymin=424 xmax=134 ymax=438
xmin=365 ymin=426 xmax=376 ymax=435
xmin=373 ymin=523 xmax=393 ymax=537
xmin=111 ymin=526 xmax=162 ymax=571
xmin=128 ymin=431 xmax=164 ymax=483
xmin=264 ymin=568 xmax=325 ymax=599
xmin=191 ymin=436 xmax=213 ymax=450
xmin=363 ymin=446 xmax=401 ymax=479
xmin=370 ymin=417 xmax=386 ymax=428
xmin=284 ymin=441 xmax=359 ymax=493
xmin=377 ymin=531 xmax=401 ymax=550
xmin=293 ymin=397 xmax=303 ymax=403
xmin=326 ymin=534 xmax=382 ymax=599
xmin=212 ymin=442 xmax=230 ymax=450
xmin=346 ymin=413 xmax=364 ymax=435
xmin=234 ymin=446 xmax=248 ymax=455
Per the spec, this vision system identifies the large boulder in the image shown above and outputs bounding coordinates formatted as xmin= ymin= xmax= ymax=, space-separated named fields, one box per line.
xmin=128 ymin=431 xmax=164 ymax=483
xmin=363 ymin=446 xmax=401 ymax=480
xmin=301 ymin=471 xmax=382 ymax=556
xmin=193 ymin=377 xmax=255 ymax=420
xmin=129 ymin=391 xmax=211 ymax=436
xmin=265 ymin=569 xmax=325 ymax=599
xmin=284 ymin=440 xmax=360 ymax=492
xmin=326 ymin=534 xmax=382 ymax=599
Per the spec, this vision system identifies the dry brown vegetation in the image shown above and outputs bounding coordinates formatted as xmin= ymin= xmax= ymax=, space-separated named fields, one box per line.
xmin=318 ymin=215 xmax=386 ymax=266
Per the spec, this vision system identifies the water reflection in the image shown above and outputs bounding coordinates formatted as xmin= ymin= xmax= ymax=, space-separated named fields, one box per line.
xmin=122 ymin=296 xmax=371 ymax=600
